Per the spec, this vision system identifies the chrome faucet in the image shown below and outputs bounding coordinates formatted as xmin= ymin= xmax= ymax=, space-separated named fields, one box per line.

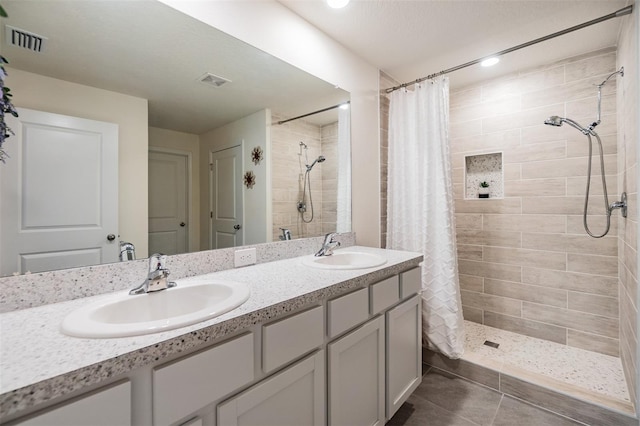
xmin=315 ymin=232 xmax=340 ymax=257
xmin=279 ymin=228 xmax=292 ymax=241
xmin=129 ymin=253 xmax=176 ymax=295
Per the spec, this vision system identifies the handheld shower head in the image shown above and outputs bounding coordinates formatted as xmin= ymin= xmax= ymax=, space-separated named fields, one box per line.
xmin=544 ymin=116 xmax=563 ymax=127
xmin=544 ymin=116 xmax=591 ymax=134
xmin=306 ymin=155 xmax=326 ymax=171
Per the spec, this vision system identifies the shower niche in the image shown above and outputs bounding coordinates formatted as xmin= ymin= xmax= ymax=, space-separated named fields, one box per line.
xmin=464 ymin=152 xmax=503 ymax=199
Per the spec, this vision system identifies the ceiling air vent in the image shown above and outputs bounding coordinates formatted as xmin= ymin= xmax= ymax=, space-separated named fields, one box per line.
xmin=198 ymin=72 xmax=231 ymax=88
xmin=5 ymin=25 xmax=47 ymax=53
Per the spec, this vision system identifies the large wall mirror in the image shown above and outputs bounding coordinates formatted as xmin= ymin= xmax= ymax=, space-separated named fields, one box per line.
xmin=0 ymin=0 xmax=351 ymax=277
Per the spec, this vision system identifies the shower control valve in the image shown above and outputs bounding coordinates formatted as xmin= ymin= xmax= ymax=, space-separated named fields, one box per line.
xmin=297 ymin=201 xmax=307 ymax=213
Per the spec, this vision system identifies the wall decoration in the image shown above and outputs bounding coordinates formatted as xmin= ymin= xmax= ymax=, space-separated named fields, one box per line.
xmin=243 ymin=170 xmax=256 ymax=189
xmin=464 ymin=152 xmax=503 ymax=199
xmin=251 ymin=146 xmax=263 ymax=165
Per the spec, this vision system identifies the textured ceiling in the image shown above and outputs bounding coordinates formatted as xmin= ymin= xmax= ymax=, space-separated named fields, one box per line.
xmin=1 ymin=0 xmax=349 ymax=134
xmin=279 ymin=0 xmax=630 ymax=89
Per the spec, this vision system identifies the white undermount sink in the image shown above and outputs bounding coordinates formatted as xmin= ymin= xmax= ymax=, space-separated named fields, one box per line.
xmin=302 ymin=251 xmax=387 ymax=270
xmin=61 ymin=279 xmax=250 ymax=338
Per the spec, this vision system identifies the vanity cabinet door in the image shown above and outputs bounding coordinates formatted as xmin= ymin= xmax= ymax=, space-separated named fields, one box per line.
xmin=328 ymin=316 xmax=385 ymax=426
xmin=14 ymin=381 xmax=131 ymax=426
xmin=386 ymin=294 xmax=422 ymax=419
xmin=217 ymin=350 xmax=325 ymax=426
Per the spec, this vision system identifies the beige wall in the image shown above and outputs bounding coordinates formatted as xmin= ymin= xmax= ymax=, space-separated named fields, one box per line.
xmin=149 ymin=127 xmax=201 ymax=252
xmin=200 ymin=110 xmax=270 ymax=248
xmin=616 ymin=4 xmax=639 ymax=413
xmin=449 ymin=49 xmax=622 ymax=356
xmin=379 ymin=72 xmax=400 ymax=248
xmin=8 ymin=68 xmax=149 ymax=258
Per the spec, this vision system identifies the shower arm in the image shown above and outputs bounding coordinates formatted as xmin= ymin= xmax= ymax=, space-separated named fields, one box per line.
xmin=590 ymin=67 xmax=624 ymax=132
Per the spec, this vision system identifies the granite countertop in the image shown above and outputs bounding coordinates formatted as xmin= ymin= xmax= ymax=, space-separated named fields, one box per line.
xmin=0 ymin=246 xmax=422 ymax=417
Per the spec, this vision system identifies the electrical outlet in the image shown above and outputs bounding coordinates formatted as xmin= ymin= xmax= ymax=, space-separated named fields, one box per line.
xmin=234 ymin=248 xmax=257 ymax=268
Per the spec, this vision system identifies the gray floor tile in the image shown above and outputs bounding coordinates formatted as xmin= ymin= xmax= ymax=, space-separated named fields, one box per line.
xmin=492 ymin=396 xmax=583 ymax=426
xmin=412 ymin=368 xmax=502 ymax=425
xmin=387 ymin=394 xmax=478 ymax=426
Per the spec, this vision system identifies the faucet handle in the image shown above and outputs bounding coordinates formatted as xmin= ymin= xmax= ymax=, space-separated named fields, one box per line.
xmin=148 ymin=253 xmax=167 ymax=272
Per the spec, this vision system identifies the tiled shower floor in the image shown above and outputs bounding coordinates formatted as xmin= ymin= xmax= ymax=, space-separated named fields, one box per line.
xmin=463 ymin=321 xmax=631 ymax=403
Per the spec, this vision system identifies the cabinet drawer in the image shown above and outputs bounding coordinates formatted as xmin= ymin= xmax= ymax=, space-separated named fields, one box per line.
xmin=370 ymin=276 xmax=399 ymax=315
xmin=327 ymin=287 xmax=369 ymax=338
xmin=400 ymin=267 xmax=421 ymax=298
xmin=16 ymin=381 xmax=131 ymax=426
xmin=263 ymin=306 xmax=324 ymax=373
xmin=153 ymin=333 xmax=254 ymax=426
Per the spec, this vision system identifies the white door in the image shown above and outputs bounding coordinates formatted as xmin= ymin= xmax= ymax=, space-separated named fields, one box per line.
xmin=0 ymin=108 xmax=118 ymax=275
xmin=328 ymin=316 xmax=385 ymax=426
xmin=210 ymin=145 xmax=243 ymax=249
xmin=148 ymin=149 xmax=189 ymax=255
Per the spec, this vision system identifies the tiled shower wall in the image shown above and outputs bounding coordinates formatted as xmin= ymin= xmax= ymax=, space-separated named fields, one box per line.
xmin=449 ymin=48 xmax=623 ymax=357
xmin=617 ymin=9 xmax=639 ymax=412
xmin=379 ymin=71 xmax=399 ymax=248
xmin=271 ymin=113 xmax=338 ymax=241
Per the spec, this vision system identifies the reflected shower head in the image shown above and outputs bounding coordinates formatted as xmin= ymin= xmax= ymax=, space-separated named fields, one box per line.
xmin=306 ymin=155 xmax=326 ymax=171
xmin=544 ymin=116 xmax=591 ymax=134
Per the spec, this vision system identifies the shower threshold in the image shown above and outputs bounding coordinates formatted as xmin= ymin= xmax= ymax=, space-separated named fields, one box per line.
xmin=424 ymin=321 xmax=636 ymax=425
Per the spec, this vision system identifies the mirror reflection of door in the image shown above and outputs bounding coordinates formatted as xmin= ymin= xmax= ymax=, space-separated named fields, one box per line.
xmin=148 ymin=149 xmax=189 ymax=255
xmin=0 ymin=108 xmax=118 ymax=275
xmin=210 ymin=145 xmax=243 ymax=249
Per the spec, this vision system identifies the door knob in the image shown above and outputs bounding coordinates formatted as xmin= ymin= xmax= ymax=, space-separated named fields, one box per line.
xmin=233 ymin=224 xmax=241 ymax=230
xmin=107 ymin=234 xmax=116 ymax=241
xmin=180 ymin=222 xmax=186 ymax=227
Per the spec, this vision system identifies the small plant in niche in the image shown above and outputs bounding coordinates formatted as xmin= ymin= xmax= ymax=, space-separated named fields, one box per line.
xmin=478 ymin=181 xmax=490 ymax=198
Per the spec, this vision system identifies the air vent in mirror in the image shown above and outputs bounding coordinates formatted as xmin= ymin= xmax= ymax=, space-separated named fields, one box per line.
xmin=5 ymin=25 xmax=47 ymax=53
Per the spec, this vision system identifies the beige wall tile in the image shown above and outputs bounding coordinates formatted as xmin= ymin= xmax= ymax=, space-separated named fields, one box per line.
xmin=450 ymin=129 xmax=521 ymax=154
xmin=566 ymin=175 xmax=618 ymax=196
xmin=462 ymin=306 xmax=484 ymax=323
xmin=461 ymin=290 xmax=522 ymax=317
xmin=482 ymin=214 xmax=565 ymax=233
xmin=504 ymin=178 xmax=566 ymax=197
xmin=455 ymin=198 xmax=522 ymax=214
xmin=564 ymin=52 xmax=617 ymax=83
xmin=503 ymin=141 xmax=566 ymax=164
xmin=484 ymin=279 xmax=567 ymax=308
xmin=451 ymin=95 xmax=520 ymax=124
xmin=517 ymin=65 xmax=565 ymax=94
xmin=483 ymin=247 xmax=566 ymax=270
xmin=522 ymin=267 xmax=617 ymax=297
xmin=566 ymin=133 xmax=617 ymax=158
xmin=521 ymin=155 xmax=617 ymax=179
xmin=503 ymin=164 xmax=521 ymax=181
xmin=484 ymin=311 xmax=566 ymax=344
xmin=567 ymin=329 xmax=619 ymax=357
xmin=450 ymin=86 xmax=482 ymax=109
xmin=522 ymin=233 xmax=617 ymax=256
xmin=460 ymin=274 xmax=484 ymax=292
xmin=450 ymin=119 xmax=482 ymax=139
xmin=458 ymin=259 xmax=522 ymax=282
xmin=566 ymin=214 xmax=617 ymax=235
xmin=481 ymin=77 xmax=521 ymax=102
xmin=522 ymin=196 xmax=605 ymax=215
xmin=567 ymin=253 xmax=618 ymax=276
xmin=456 ymin=214 xmax=483 ymax=230
xmin=458 ymin=244 xmax=483 ymax=261
xmin=568 ymin=291 xmax=619 ymax=318
xmin=522 ymin=302 xmax=618 ymax=338
xmin=457 ymin=230 xmax=521 ymax=248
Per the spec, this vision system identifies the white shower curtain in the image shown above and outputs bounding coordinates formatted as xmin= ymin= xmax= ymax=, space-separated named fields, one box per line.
xmin=386 ymin=77 xmax=465 ymax=359
xmin=336 ymin=107 xmax=351 ymax=233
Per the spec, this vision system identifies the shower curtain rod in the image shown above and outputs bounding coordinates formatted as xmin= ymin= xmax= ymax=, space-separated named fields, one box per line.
xmin=275 ymin=101 xmax=350 ymax=125
xmin=385 ymin=5 xmax=633 ymax=94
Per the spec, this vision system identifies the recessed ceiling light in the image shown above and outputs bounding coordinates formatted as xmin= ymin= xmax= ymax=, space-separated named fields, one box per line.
xmin=481 ymin=57 xmax=500 ymax=67
xmin=327 ymin=0 xmax=350 ymax=9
